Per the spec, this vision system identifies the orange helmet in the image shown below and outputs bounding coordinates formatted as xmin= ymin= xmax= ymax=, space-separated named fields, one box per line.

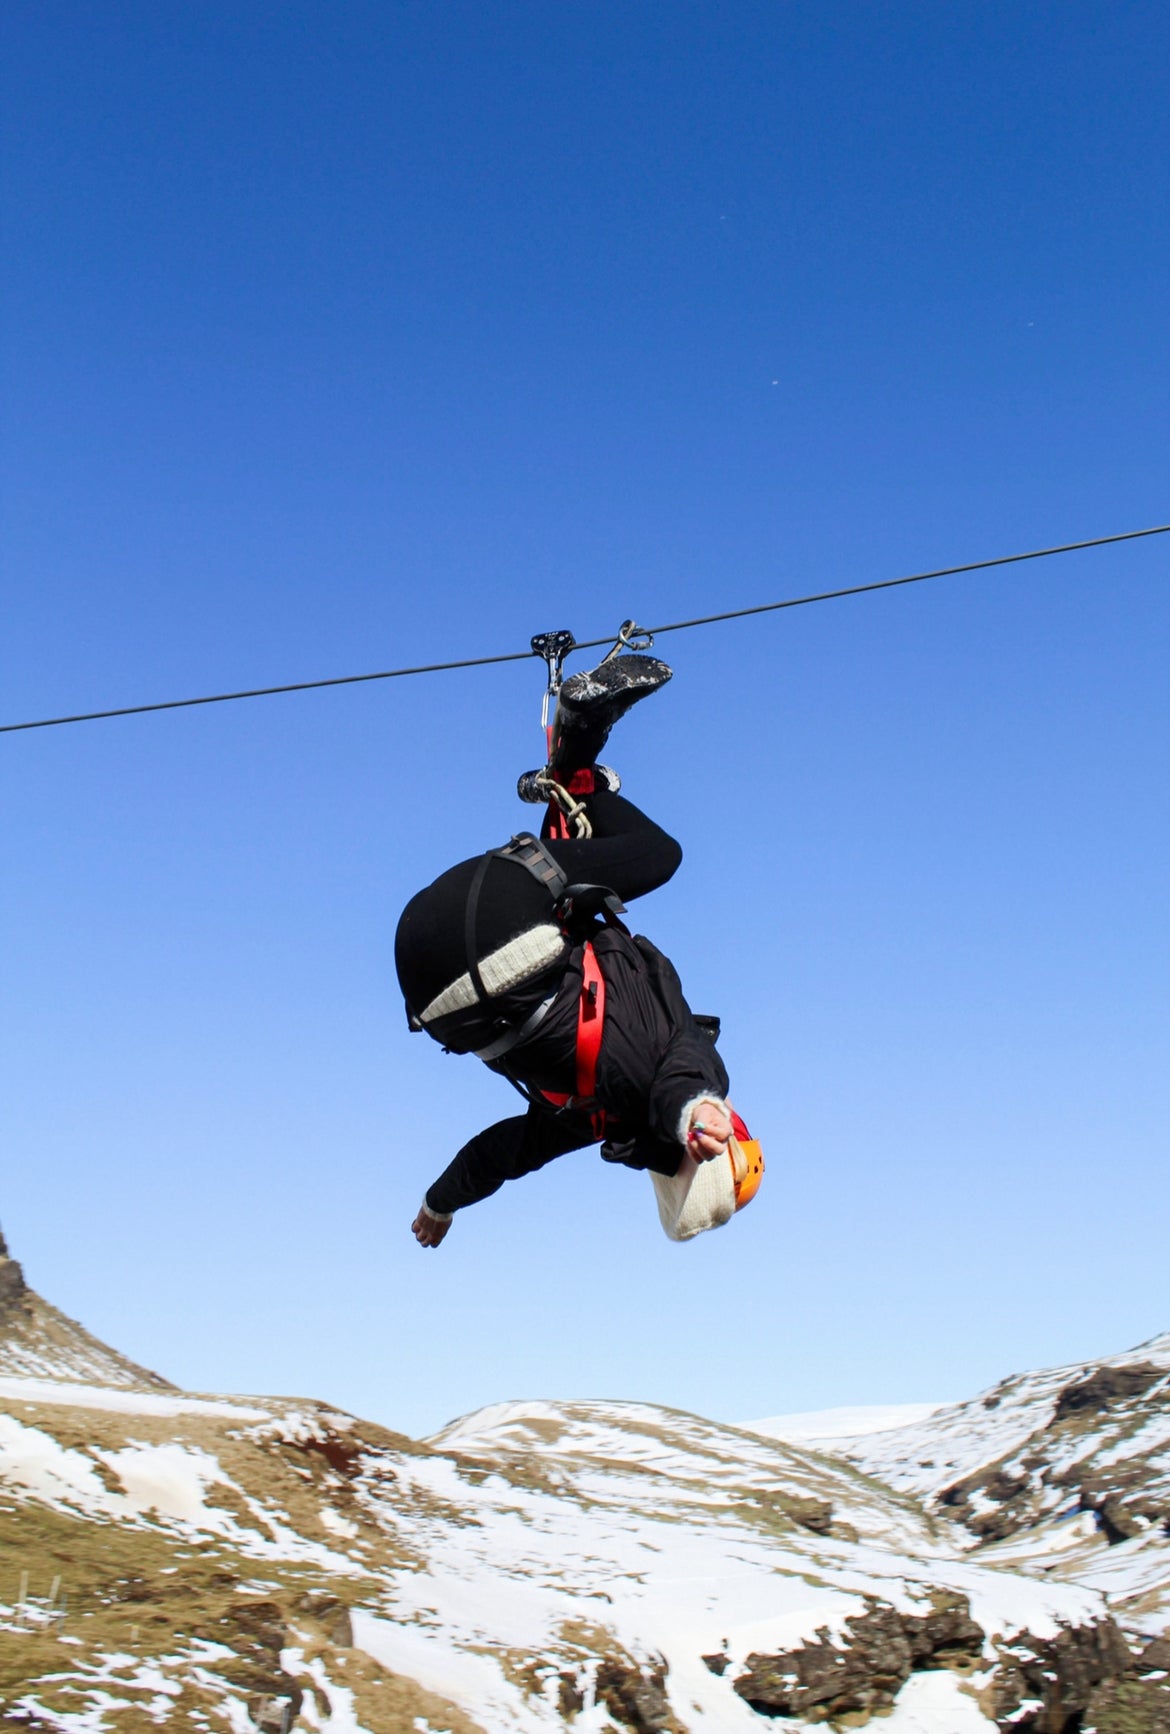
xmin=728 ymin=1110 xmax=765 ymax=1211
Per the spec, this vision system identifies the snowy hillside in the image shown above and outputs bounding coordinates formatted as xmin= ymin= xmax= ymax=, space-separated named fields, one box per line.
xmin=1 ymin=1240 xmax=1168 ymax=1732
xmin=0 ymin=1373 xmax=1128 ymax=1733
xmin=835 ymin=1334 xmax=1170 ymax=1630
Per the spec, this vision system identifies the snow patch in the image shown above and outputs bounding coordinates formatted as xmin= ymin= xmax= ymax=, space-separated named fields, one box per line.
xmin=745 ymin=1402 xmax=949 ymax=1441
xmin=0 ymin=1375 xmax=270 ymax=1421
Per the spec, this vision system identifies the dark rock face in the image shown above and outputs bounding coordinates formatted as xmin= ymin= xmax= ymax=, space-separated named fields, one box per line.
xmin=938 ymin=1359 xmax=1170 ymax=1547
xmin=594 ymin=1655 xmax=680 ymax=1733
xmin=1085 ymin=1636 xmax=1170 ymax=1734
xmin=900 ymin=1593 xmax=986 ymax=1666
xmin=213 ymin=1599 xmax=303 ymax=1733
xmin=1064 ymin=1467 xmax=1170 ymax=1546
xmin=940 ymin=1464 xmax=1044 ymax=1543
xmin=557 ymin=1671 xmax=586 ymax=1717
xmin=1135 ymin=1635 xmax=1170 ymax=1675
xmin=1053 ymin=1364 xmax=1165 ymax=1423
xmin=988 ymin=1616 xmax=1135 ymax=1732
xmin=732 ymin=1593 xmax=984 ymax=1721
xmin=0 ymin=1249 xmax=27 ymax=1316
xmin=731 ymin=1600 xmax=1138 ymax=1729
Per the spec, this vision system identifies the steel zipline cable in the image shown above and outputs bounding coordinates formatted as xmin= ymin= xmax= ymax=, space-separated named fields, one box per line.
xmin=1 ymin=521 xmax=1167 ymax=736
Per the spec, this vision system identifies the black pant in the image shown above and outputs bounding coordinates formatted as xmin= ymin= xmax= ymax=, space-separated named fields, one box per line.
xmin=537 ymin=787 xmax=683 ymax=903
xmin=394 ymin=789 xmax=683 ymax=1038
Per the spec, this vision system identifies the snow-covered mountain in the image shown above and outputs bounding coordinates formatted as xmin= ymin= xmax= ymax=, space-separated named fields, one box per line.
xmin=829 ymin=1333 xmax=1170 ymax=1635
xmin=1 ymin=1238 xmax=1167 ymax=1733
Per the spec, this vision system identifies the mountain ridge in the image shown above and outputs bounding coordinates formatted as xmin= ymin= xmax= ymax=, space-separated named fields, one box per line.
xmin=0 ymin=1235 xmax=1167 ymax=1732
xmin=0 ymin=1226 xmax=172 ymax=1391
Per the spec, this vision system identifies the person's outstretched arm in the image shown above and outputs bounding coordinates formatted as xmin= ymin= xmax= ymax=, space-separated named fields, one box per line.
xmin=592 ymin=932 xmax=734 ymax=1171
xmin=411 ymin=1105 xmax=597 ymax=1247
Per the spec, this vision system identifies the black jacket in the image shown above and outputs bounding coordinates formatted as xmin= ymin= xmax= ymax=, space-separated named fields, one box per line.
xmin=424 ymin=924 xmax=730 ymax=1215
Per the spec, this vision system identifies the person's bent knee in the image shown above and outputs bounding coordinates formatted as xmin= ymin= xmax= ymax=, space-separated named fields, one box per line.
xmin=660 ymin=832 xmax=683 ymax=881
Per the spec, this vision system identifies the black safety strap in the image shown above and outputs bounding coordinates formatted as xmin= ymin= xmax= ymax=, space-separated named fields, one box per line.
xmin=493 ymin=832 xmax=569 ymax=898
xmin=463 ymin=853 xmax=493 ymax=1006
xmin=460 ymin=833 xmax=566 ymax=1015
xmin=407 ymin=830 xmax=627 ymax=1042
xmin=471 ymin=987 xmax=558 ymax=1062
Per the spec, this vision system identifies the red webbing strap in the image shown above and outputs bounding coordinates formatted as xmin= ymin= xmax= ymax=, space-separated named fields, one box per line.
xmin=544 ymin=725 xmax=567 ymax=840
xmin=575 ymin=941 xmax=605 ymax=1100
xmin=540 ymin=940 xmax=607 ymax=1138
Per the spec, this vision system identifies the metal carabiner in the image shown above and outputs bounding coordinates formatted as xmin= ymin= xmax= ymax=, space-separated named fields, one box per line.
xmin=599 ymin=618 xmax=655 ymax=664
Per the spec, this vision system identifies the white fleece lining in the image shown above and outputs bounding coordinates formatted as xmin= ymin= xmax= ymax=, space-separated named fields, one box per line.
xmin=676 ymin=1094 xmax=732 ymax=1147
xmin=419 ymin=923 xmax=568 ymax=1025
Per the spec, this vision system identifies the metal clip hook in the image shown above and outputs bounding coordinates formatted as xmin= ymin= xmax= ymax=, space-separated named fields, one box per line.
xmin=599 ymin=619 xmax=655 ymax=664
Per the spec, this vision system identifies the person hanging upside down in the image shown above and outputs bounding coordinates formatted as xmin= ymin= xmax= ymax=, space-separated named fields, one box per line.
xmin=394 ymin=653 xmax=762 ymax=1249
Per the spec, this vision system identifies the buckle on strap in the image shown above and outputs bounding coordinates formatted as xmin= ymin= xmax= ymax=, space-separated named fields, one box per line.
xmin=492 ymin=832 xmax=569 ymax=895
xmin=556 ymin=882 xmax=627 ymax=924
xmin=470 ymin=989 xmax=558 ymax=1063
xmin=490 ymin=837 xmax=625 ymax=928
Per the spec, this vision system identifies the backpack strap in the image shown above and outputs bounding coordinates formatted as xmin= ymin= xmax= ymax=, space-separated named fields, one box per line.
xmin=458 ymin=832 xmax=566 ymax=1019
xmin=411 ymin=832 xmax=624 ymax=1071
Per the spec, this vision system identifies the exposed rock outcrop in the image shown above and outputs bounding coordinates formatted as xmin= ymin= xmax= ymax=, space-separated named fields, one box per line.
xmin=1053 ymin=1364 xmax=1165 ymax=1424
xmin=0 ymin=1226 xmax=172 ymax=1389
xmin=1078 ymin=1633 xmax=1170 ymax=1734
xmin=729 ymin=1600 xmax=1144 ymax=1729
xmin=985 ymin=1617 xmax=1135 ymax=1732
xmin=595 ymin=1655 xmax=682 ymax=1733
xmin=214 ymin=1597 xmax=304 ymax=1732
xmin=0 ymin=1228 xmax=29 ymax=1314
xmin=731 ymin=1592 xmax=985 ymax=1721
xmin=843 ymin=1335 xmax=1170 ymax=1601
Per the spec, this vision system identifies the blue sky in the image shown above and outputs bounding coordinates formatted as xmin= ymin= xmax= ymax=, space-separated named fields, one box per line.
xmin=2 ymin=2 xmax=1167 ymax=1438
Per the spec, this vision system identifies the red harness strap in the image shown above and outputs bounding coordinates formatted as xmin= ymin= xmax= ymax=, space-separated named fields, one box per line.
xmin=541 ymin=940 xmax=607 ymax=1138
xmin=544 ymin=727 xmax=570 ymax=840
xmin=537 ymin=761 xmax=611 ymax=1130
xmin=575 ymin=940 xmax=605 ymax=1101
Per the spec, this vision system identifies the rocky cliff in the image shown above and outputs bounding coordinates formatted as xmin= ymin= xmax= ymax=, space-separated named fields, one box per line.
xmin=0 ymin=1227 xmax=171 ymax=1391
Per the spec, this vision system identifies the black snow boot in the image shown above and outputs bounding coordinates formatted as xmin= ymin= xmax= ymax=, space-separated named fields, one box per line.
xmin=548 ymin=654 xmax=672 ymax=776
